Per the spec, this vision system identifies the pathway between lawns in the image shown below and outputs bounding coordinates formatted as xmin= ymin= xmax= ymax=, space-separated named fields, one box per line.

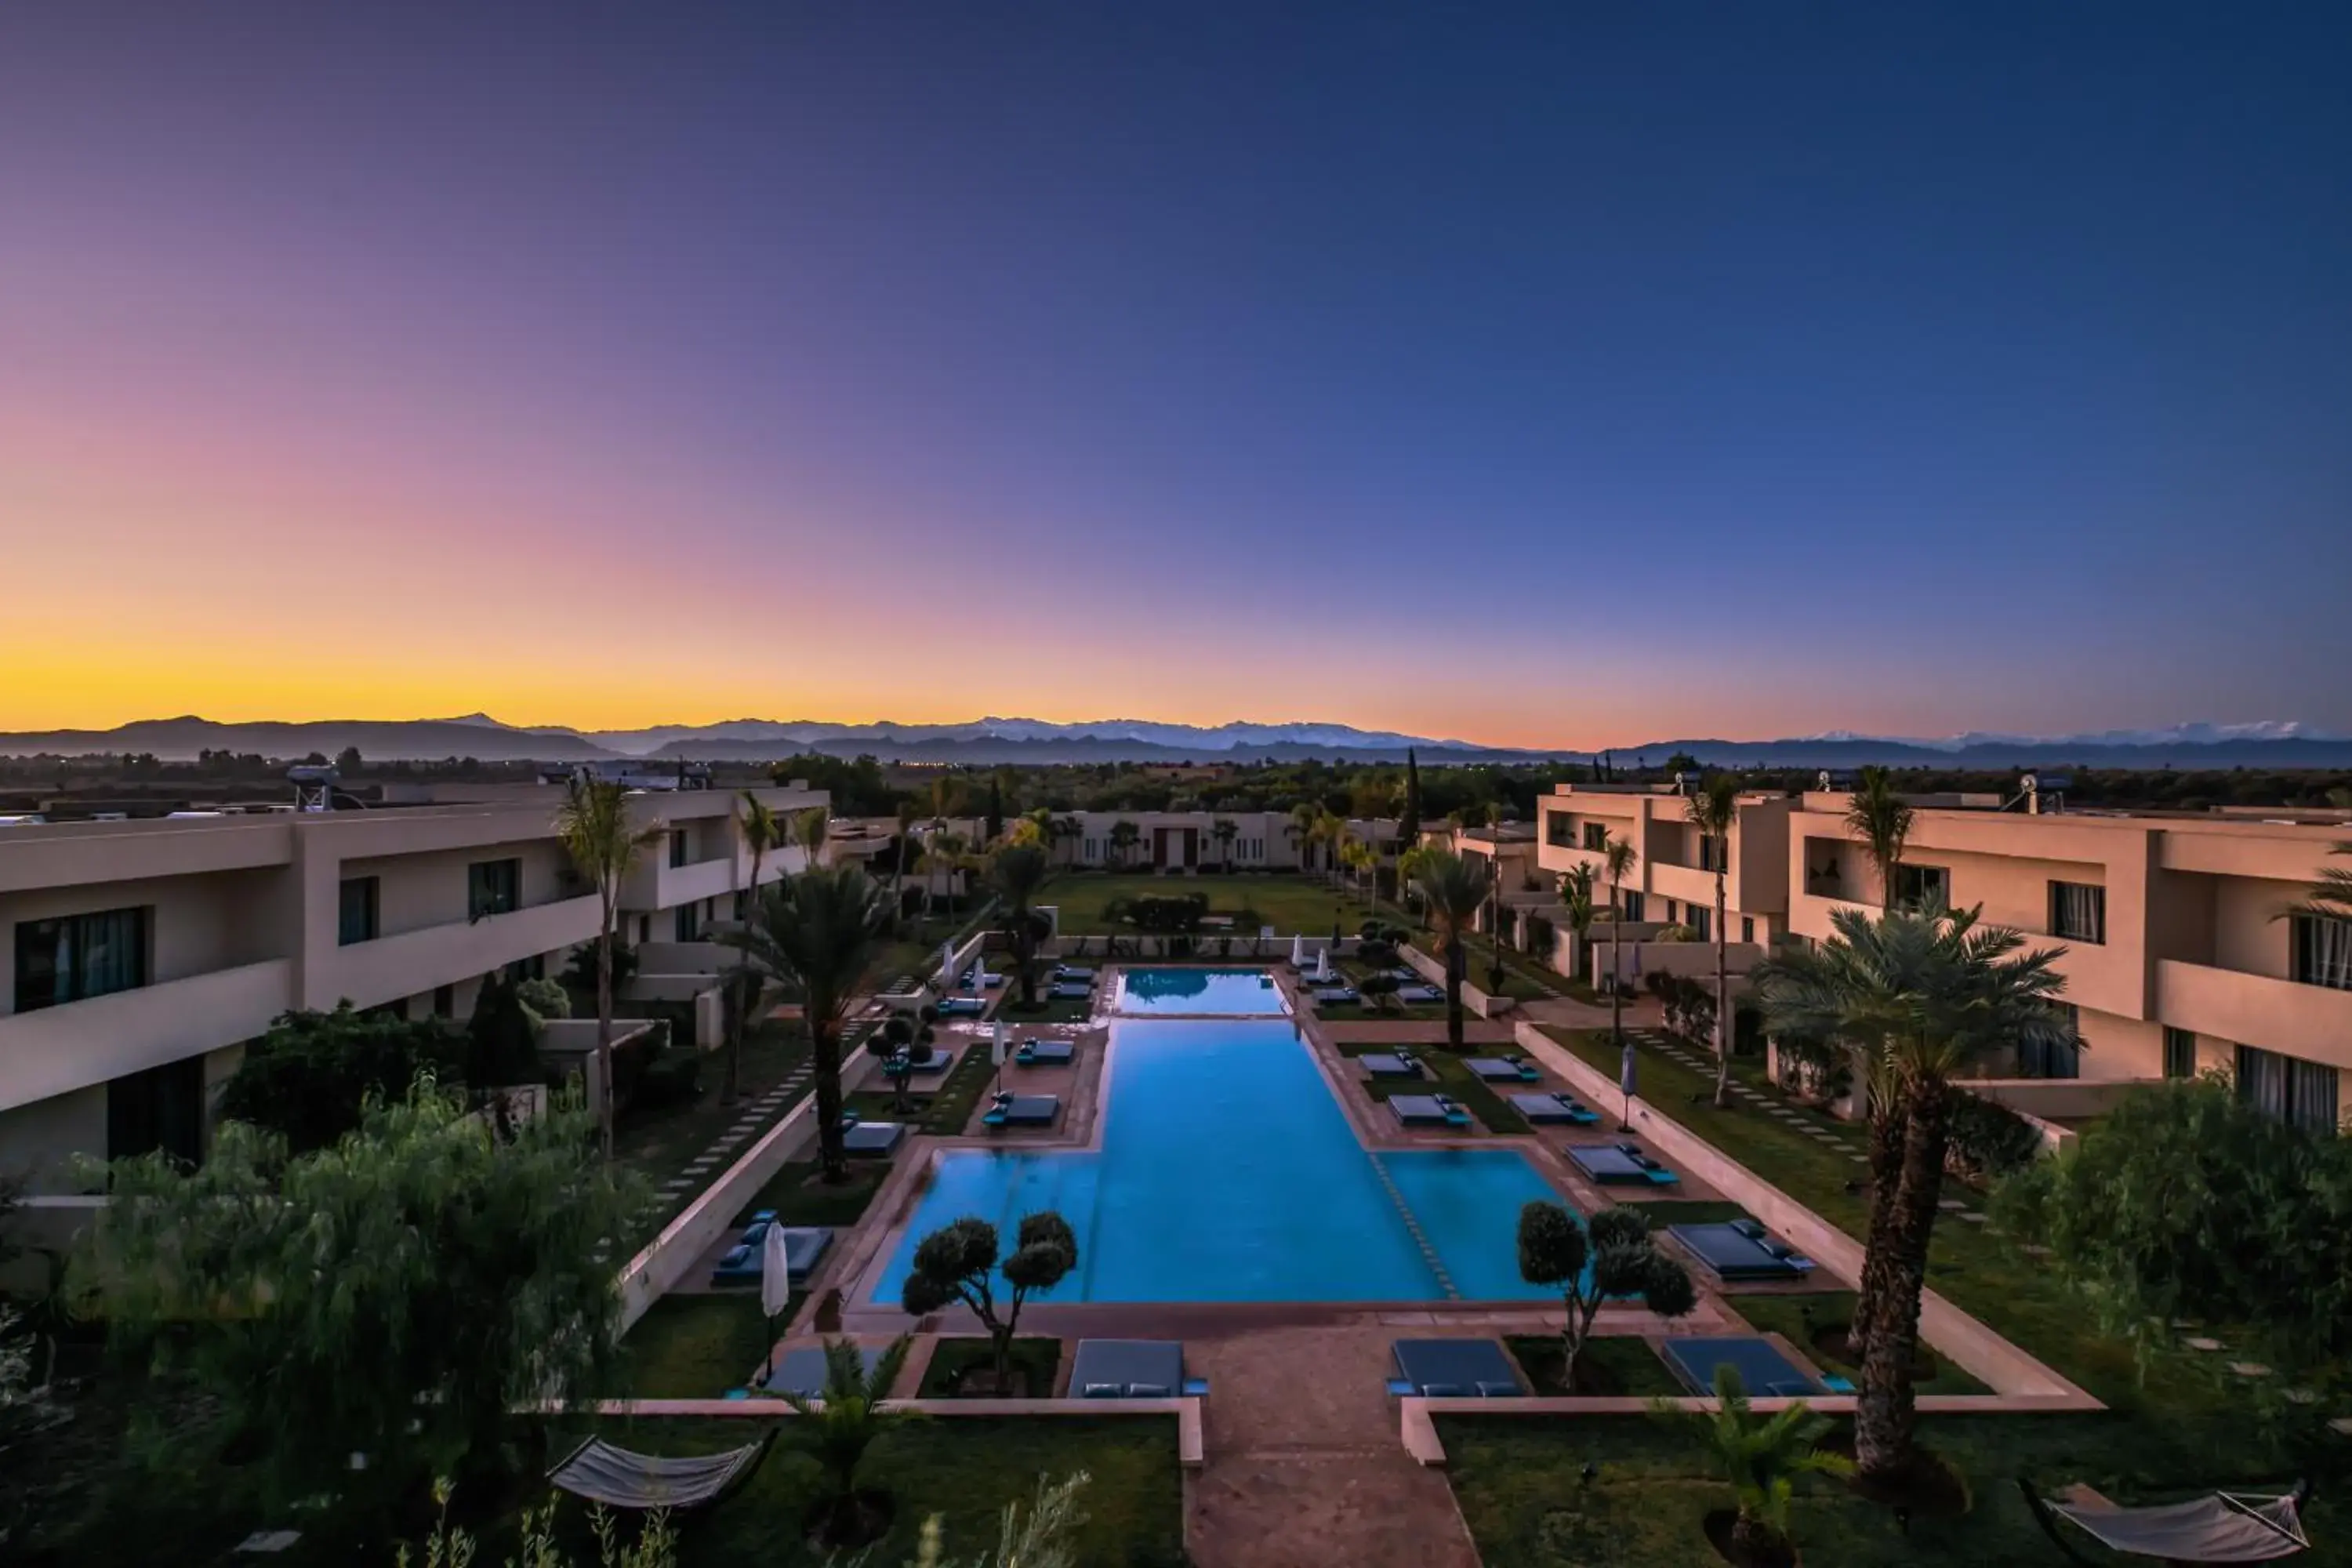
xmin=1186 ymin=1324 xmax=1479 ymax=1568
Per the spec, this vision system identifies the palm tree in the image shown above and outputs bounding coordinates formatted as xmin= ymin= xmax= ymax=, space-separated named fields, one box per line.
xmin=1657 ymin=1365 xmax=1853 ymax=1566
xmin=725 ymin=866 xmax=892 ymax=1182
xmin=1751 ymin=902 xmax=2072 ymax=1483
xmin=1106 ymin=818 xmax=1140 ymax=871
xmin=991 ymin=844 xmax=1052 ymax=1007
xmin=1686 ymin=774 xmax=1743 ymax=1108
xmin=1600 ymin=833 xmax=1639 ymax=1045
xmin=553 ymin=778 xmax=666 ymax=1160
xmin=2279 ymin=840 xmax=2352 ymax=927
xmin=793 ymin=804 xmax=830 ymax=870
xmin=916 ymin=829 xmax=966 ymax=916
xmin=1846 ymin=765 xmax=1915 ymax=910
xmin=724 ymin=791 xmax=786 ymax=1107
xmin=1559 ymin=862 xmax=1598 ymax=984
xmin=1286 ymin=802 xmax=1319 ymax=876
xmin=775 ymin=1335 xmax=920 ymax=1532
xmin=1342 ymin=837 xmax=1376 ymax=904
xmin=1212 ymin=816 xmax=1240 ymax=869
xmin=887 ymin=799 xmax=920 ymax=925
xmin=1408 ymin=848 xmax=1494 ymax=1050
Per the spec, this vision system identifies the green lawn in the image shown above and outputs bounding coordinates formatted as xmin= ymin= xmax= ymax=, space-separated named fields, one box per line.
xmin=623 ymin=1294 xmax=775 ymax=1397
xmin=916 ymin=1337 xmax=1064 ymax=1399
xmin=731 ymin=1159 xmax=891 ymax=1229
xmin=1505 ymin=1334 xmax=1684 ymax=1396
xmin=1444 ymin=1411 xmax=2352 ymax=1568
xmin=1335 ymin=1044 xmax=1524 ymax=1134
xmin=1732 ymin=1291 xmax=1989 ymax=1397
xmin=1043 ymin=872 xmax=1368 ymax=935
xmin=516 ymin=1415 xmax=1183 ymax=1568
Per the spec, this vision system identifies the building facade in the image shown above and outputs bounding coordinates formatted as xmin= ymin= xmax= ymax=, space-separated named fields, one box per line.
xmin=0 ymin=779 xmax=826 ymax=1186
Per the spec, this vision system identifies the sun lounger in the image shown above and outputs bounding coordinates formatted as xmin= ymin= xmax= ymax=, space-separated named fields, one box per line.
xmin=1659 ymin=1336 xmax=1823 ymax=1398
xmin=935 ymin=996 xmax=985 ymax=1016
xmin=982 ymin=1092 xmax=1060 ymax=1128
xmin=1509 ymin=1091 xmax=1600 ymax=1125
xmin=1567 ymin=1142 xmax=1680 ymax=1185
xmin=764 ymin=1342 xmax=884 ymax=1398
xmin=1389 ymin=1094 xmax=1473 ymax=1128
xmin=1048 ymin=982 xmax=1094 ymax=1001
xmin=1359 ymin=1051 xmax=1425 ymax=1079
xmin=1398 ymin=983 xmax=1445 ymax=1004
xmin=1466 ymin=1056 xmax=1541 ymax=1082
xmin=1014 ymin=1039 xmax=1074 ymax=1065
xmin=1312 ymin=985 xmax=1361 ymax=1005
xmin=1390 ymin=1339 xmax=1525 ymax=1397
xmin=549 ymin=1432 xmax=775 ymax=1511
xmin=1668 ymin=1221 xmax=1817 ymax=1282
xmin=710 ymin=1221 xmax=834 ymax=1287
xmin=1069 ymin=1339 xmax=1185 ymax=1399
xmin=884 ymin=1045 xmax=955 ymax=1075
xmin=1054 ymin=964 xmax=1097 ymax=981
xmin=840 ymin=1120 xmax=907 ymax=1157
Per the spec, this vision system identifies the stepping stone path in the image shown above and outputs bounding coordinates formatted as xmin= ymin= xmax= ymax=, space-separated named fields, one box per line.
xmin=2230 ymin=1363 xmax=2272 ymax=1378
xmin=1958 ymin=1212 xmax=1987 ymax=1224
xmin=2332 ymin=1418 xmax=2352 ymax=1438
xmin=2020 ymin=1243 xmax=2050 ymax=1256
xmin=2285 ymin=1388 xmax=2319 ymax=1404
xmin=1937 ymin=1199 xmax=1965 ymax=1211
xmin=2183 ymin=1337 xmax=2224 ymax=1352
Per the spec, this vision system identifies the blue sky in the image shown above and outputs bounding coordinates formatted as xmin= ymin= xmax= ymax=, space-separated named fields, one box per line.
xmin=3 ymin=3 xmax=2346 ymax=743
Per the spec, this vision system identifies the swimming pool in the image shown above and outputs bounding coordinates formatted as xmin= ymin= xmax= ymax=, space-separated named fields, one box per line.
xmin=1113 ymin=966 xmax=1290 ymax=1015
xmin=868 ymin=1017 xmax=1566 ymax=1305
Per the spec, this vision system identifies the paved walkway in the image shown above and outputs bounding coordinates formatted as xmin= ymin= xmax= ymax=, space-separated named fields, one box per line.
xmin=1186 ymin=1325 xmax=1480 ymax=1568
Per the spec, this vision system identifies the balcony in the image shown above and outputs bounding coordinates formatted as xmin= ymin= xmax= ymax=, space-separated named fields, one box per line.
xmin=1647 ymin=860 xmax=1719 ymax=910
xmin=0 ymin=959 xmax=295 ymax=1111
xmin=619 ymin=855 xmax=746 ymax=914
xmin=306 ymin=893 xmax=604 ymax=1011
xmin=2156 ymin=959 xmax=2352 ymax=1071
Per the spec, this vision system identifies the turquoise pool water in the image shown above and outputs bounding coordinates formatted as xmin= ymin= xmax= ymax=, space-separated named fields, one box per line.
xmin=1113 ymin=966 xmax=1290 ymax=1014
xmin=869 ymin=1017 xmax=1566 ymax=1304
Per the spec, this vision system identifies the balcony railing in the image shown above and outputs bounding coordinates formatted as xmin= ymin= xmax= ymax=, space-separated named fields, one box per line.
xmin=2156 ymin=958 xmax=2352 ymax=1071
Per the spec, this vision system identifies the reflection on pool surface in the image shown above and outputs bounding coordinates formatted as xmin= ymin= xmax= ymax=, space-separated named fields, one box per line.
xmin=1113 ymin=966 xmax=1289 ymax=1014
xmin=869 ymin=1017 xmax=1565 ymax=1305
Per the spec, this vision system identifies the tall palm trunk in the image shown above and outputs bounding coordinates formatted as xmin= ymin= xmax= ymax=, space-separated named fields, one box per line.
xmin=1444 ymin=936 xmax=1467 ymax=1050
xmin=1607 ymin=891 xmax=1624 ymax=1044
xmin=1711 ymin=866 xmax=1732 ymax=1106
xmin=811 ymin=1020 xmax=848 ymax=1182
xmin=723 ymin=844 xmax=766 ymax=1107
xmin=595 ymin=906 xmax=615 ymax=1163
xmin=1855 ymin=1074 xmax=1953 ymax=1479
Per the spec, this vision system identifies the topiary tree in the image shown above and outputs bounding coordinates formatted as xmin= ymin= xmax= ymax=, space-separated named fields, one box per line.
xmin=1518 ymin=1202 xmax=1696 ymax=1391
xmin=898 ymin=1214 xmax=1078 ymax=1392
xmin=1359 ymin=971 xmax=1401 ymax=1014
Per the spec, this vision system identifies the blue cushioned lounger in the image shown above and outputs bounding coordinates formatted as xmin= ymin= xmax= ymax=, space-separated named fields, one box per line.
xmin=1054 ymin=964 xmax=1097 ymax=980
xmin=1398 ymin=983 xmax=1445 ymax=1003
xmin=840 ymin=1121 xmax=907 ymax=1156
xmin=1567 ymin=1142 xmax=1680 ymax=1185
xmin=935 ymin=996 xmax=985 ymax=1016
xmin=1509 ymin=1092 xmax=1600 ymax=1125
xmin=1313 ymin=985 xmax=1361 ymax=1005
xmin=1659 ymin=1336 xmax=1824 ymax=1398
xmin=1466 ymin=1056 xmax=1541 ymax=1082
xmin=1667 ymin=1221 xmax=1817 ymax=1282
xmin=764 ymin=1343 xmax=884 ymax=1398
xmin=1391 ymin=1339 xmax=1525 ymax=1397
xmin=982 ymin=1093 xmax=1060 ymax=1128
xmin=1068 ymin=1339 xmax=1185 ymax=1399
xmin=710 ymin=1223 xmax=834 ymax=1287
xmin=1014 ymin=1039 xmax=1073 ymax=1065
xmin=1389 ymin=1094 xmax=1472 ymax=1128
xmin=1359 ymin=1052 xmax=1424 ymax=1079
xmin=886 ymin=1046 xmax=955 ymax=1074
xmin=1048 ymin=982 xmax=1094 ymax=1000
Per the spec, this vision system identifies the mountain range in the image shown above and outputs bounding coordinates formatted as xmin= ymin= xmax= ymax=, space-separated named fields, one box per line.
xmin=2 ymin=714 xmax=2350 ymax=769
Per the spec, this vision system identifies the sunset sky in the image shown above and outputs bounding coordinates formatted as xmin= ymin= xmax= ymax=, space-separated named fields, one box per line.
xmin=4 ymin=4 xmax=2347 ymax=750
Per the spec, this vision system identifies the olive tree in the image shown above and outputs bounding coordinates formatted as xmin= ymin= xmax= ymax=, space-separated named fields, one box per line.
xmin=898 ymin=1214 xmax=1078 ymax=1392
xmin=1518 ymin=1201 xmax=1696 ymax=1391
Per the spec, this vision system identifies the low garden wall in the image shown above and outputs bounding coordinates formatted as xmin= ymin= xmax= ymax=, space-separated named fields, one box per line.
xmin=1401 ymin=944 xmax=1515 ymax=1018
xmin=1513 ymin=1021 xmax=2100 ymax=1409
xmin=575 ymin=1395 xmax=1204 ymax=1468
xmin=614 ymin=1041 xmax=877 ymax=1335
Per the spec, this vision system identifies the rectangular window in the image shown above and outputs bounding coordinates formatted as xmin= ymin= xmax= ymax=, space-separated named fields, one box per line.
xmin=675 ymin=904 xmax=702 ymax=942
xmin=1689 ymin=906 xmax=1711 ymax=941
xmin=1697 ymin=833 xmax=1726 ymax=873
xmin=467 ymin=858 xmax=521 ymax=920
xmin=2163 ymin=1026 xmax=2197 ymax=1079
xmin=1740 ymin=916 xmax=1755 ymax=943
xmin=1665 ymin=899 xmax=1679 ymax=924
xmin=2237 ymin=1044 xmax=2340 ymax=1136
xmin=106 ymin=1056 xmax=205 ymax=1167
xmin=1547 ymin=814 xmax=1570 ymax=847
xmin=2291 ymin=915 xmax=2352 ymax=991
xmin=338 ymin=876 xmax=380 ymax=946
xmin=431 ymin=983 xmax=456 ymax=1018
xmin=669 ymin=829 xmax=689 ymax=869
xmin=2049 ymin=881 xmax=2106 ymax=944
xmin=1581 ymin=822 xmax=1608 ymax=851
xmin=13 ymin=906 xmax=150 ymax=1013
xmin=1621 ymin=890 xmax=1646 ymax=923
xmin=1895 ymin=863 xmax=1950 ymax=911
xmin=2020 ymin=1005 xmax=2082 ymax=1079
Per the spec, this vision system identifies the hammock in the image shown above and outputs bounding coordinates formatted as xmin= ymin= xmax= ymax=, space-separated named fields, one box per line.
xmin=2022 ymin=1479 xmax=2312 ymax=1563
xmin=547 ymin=1430 xmax=776 ymax=1512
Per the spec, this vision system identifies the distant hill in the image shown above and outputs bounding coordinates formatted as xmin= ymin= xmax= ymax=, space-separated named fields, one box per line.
xmin=2 ymin=713 xmax=2347 ymax=769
